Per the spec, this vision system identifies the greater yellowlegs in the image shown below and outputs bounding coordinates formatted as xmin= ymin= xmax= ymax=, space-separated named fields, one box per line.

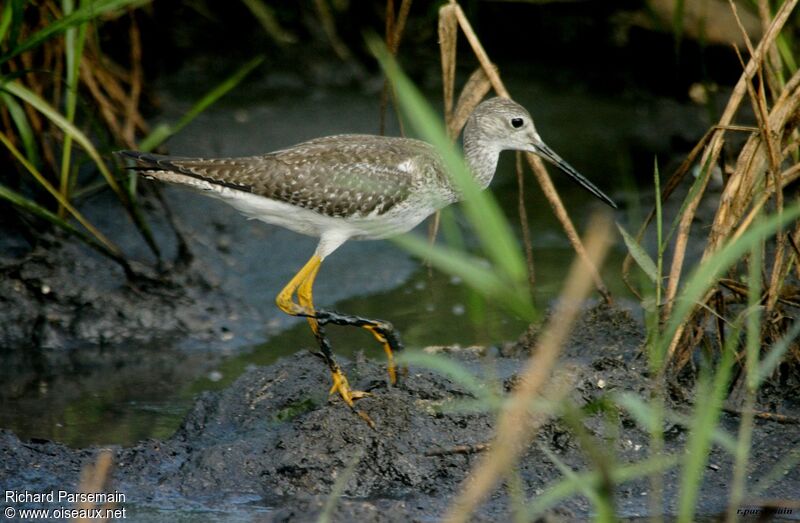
xmin=119 ymin=97 xmax=616 ymax=421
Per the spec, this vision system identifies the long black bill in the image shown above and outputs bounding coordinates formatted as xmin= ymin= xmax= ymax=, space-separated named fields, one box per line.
xmin=535 ymin=142 xmax=617 ymax=209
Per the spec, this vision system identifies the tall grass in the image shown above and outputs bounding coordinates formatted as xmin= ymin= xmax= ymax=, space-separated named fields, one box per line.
xmin=369 ymin=36 xmax=536 ymax=321
xmin=370 ymin=1 xmax=800 ymax=520
xmin=634 ymin=0 xmax=800 ymax=368
xmin=0 ymin=2 xmax=261 ymax=274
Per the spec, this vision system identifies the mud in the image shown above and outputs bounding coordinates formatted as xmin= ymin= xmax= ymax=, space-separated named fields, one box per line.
xmin=2 ymin=304 xmax=798 ymax=521
xmin=0 ymin=232 xmax=234 ymax=354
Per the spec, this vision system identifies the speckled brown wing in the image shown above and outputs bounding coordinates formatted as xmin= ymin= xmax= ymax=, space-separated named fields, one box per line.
xmin=120 ymin=135 xmax=443 ymax=219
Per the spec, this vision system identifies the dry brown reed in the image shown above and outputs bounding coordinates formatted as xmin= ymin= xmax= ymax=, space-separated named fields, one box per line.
xmin=2 ymin=2 xmax=150 ymax=225
xmin=443 ymin=212 xmax=614 ymax=522
xmin=379 ymin=0 xmax=413 ymax=136
xmin=75 ymin=450 xmax=114 ymax=523
xmin=437 ymin=1 xmax=613 ymax=304
xmin=3 ymin=4 xmax=149 ymax=155
xmin=622 ymin=0 xmax=800 ymax=371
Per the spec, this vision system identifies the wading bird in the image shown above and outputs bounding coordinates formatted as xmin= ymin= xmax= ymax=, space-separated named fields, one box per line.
xmin=120 ymin=97 xmax=616 ymax=423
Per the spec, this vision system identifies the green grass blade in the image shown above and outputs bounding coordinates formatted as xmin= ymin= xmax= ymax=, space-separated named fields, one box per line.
xmin=617 ymin=222 xmax=658 ymax=284
xmin=393 ymin=233 xmax=536 ymax=320
xmin=775 ymin=33 xmax=798 ymax=73
xmin=654 ymin=157 xmax=664 ymax=307
xmin=439 ymin=206 xmax=466 ymax=253
xmin=725 ymin=242 xmax=763 ymax=521
xmin=757 ymin=320 xmax=800 ymax=386
xmin=663 ymin=155 xmax=713 ymax=249
xmin=1 ymin=80 xmax=162 ymax=258
xmin=0 ymin=1 xmax=13 ymax=44
xmin=368 ymin=36 xmax=530 ymax=290
xmin=137 ymin=55 xmax=265 ymax=152
xmin=751 ymin=445 xmax=800 ymax=496
xmin=615 ymin=392 xmax=737 ymax=453
xmin=0 ymin=92 xmax=39 ymax=166
xmin=2 ymin=80 xmax=125 ymax=198
xmin=5 ymin=0 xmax=24 ymax=47
xmin=0 ymin=0 xmax=151 ymax=65
xmin=614 ymin=392 xmax=662 ymax=437
xmin=137 ymin=123 xmax=171 ymax=152
xmin=0 ymin=131 xmax=122 ymax=257
xmin=317 ymin=449 xmax=363 ymax=523
xmin=240 ymin=0 xmax=296 ymax=44
xmin=647 ymin=158 xmax=666 ymax=522
xmin=59 ymin=0 xmax=89 ymax=216
xmin=745 ymin=242 xmax=762 ymax=392
xmin=676 ymin=331 xmax=736 ymax=523
xmin=539 ymin=445 xmax=603 ymax=510
xmin=525 ymin=455 xmax=679 ymax=519
xmin=396 ymin=350 xmax=495 ymax=402
xmin=672 ymin=0 xmax=686 ymax=48
xmin=126 ymin=184 xmax=162 ymax=260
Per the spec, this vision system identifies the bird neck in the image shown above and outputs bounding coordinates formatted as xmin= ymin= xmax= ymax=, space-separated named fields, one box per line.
xmin=463 ymin=120 xmax=501 ymax=191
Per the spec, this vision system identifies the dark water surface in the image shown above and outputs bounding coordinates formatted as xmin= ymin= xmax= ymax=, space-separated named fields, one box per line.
xmin=1 ymin=75 xmax=711 ymax=447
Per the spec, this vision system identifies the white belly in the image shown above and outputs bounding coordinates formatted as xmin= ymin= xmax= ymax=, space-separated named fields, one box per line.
xmin=217 ymin=188 xmax=439 ymax=241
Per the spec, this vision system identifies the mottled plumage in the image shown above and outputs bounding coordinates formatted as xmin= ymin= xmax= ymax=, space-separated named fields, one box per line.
xmin=121 ymin=135 xmax=449 ymax=218
xmin=120 ymin=97 xmax=615 ymax=255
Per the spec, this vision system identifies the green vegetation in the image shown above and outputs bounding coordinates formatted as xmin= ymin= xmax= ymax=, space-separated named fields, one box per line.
xmin=362 ymin=1 xmax=800 ymax=520
xmin=3 ymin=1 xmax=799 ymax=520
xmin=0 ymin=1 xmax=261 ymax=274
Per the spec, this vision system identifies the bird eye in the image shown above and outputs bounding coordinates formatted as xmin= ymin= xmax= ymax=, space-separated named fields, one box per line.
xmin=511 ymin=117 xmax=524 ymax=128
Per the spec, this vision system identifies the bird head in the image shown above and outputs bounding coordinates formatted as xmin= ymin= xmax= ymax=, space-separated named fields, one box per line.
xmin=467 ymin=97 xmax=617 ymax=209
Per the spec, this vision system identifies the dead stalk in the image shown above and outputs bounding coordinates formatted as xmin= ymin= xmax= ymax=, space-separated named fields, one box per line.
xmin=449 ymin=67 xmax=492 ymax=139
xmin=380 ymin=0 xmax=413 ymax=135
xmin=439 ymin=4 xmax=458 ymax=126
xmin=444 ymin=213 xmax=614 ymax=523
xmin=450 ymin=2 xmax=611 ymax=301
xmin=313 ymin=0 xmax=353 ymax=63
xmin=76 ymin=450 xmax=114 ymax=523
xmin=730 ymin=4 xmax=788 ymax=315
xmin=664 ymin=0 xmax=798 ymax=363
xmin=517 ymin=151 xmax=536 ymax=290
xmin=702 ymin=0 xmax=798 ymax=259
xmin=123 ymin=12 xmax=142 ymax=148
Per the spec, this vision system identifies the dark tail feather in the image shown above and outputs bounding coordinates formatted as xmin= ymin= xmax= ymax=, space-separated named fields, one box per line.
xmin=115 ymin=151 xmax=253 ymax=193
xmin=116 ymin=150 xmax=178 ymax=169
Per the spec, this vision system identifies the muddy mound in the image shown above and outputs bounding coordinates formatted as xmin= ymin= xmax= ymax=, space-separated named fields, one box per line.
xmin=122 ymin=351 xmax=498 ymax=506
xmin=0 ymin=230 xmax=244 ymax=355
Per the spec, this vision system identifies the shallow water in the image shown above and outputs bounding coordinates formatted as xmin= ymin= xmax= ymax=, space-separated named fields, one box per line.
xmin=0 ymin=74 xmax=709 ymax=447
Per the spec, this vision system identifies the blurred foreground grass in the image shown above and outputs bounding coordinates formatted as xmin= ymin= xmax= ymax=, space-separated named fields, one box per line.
xmin=370 ymin=2 xmax=800 ymax=520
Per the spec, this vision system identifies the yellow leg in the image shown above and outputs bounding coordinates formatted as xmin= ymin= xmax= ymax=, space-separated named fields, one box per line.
xmin=275 ymin=254 xmax=322 ymax=316
xmin=364 ymin=325 xmax=398 ymax=384
xmin=329 ymin=367 xmax=370 ymax=406
xmin=275 ymin=254 xmax=370 ymax=413
xmin=297 ymin=260 xmax=321 ymax=335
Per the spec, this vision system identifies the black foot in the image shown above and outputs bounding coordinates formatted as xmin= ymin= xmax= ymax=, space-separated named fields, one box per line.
xmin=307 ymin=308 xmax=406 ymax=384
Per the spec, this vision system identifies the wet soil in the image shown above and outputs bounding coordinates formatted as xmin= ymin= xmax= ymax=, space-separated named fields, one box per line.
xmin=2 ymin=304 xmax=798 ymax=521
